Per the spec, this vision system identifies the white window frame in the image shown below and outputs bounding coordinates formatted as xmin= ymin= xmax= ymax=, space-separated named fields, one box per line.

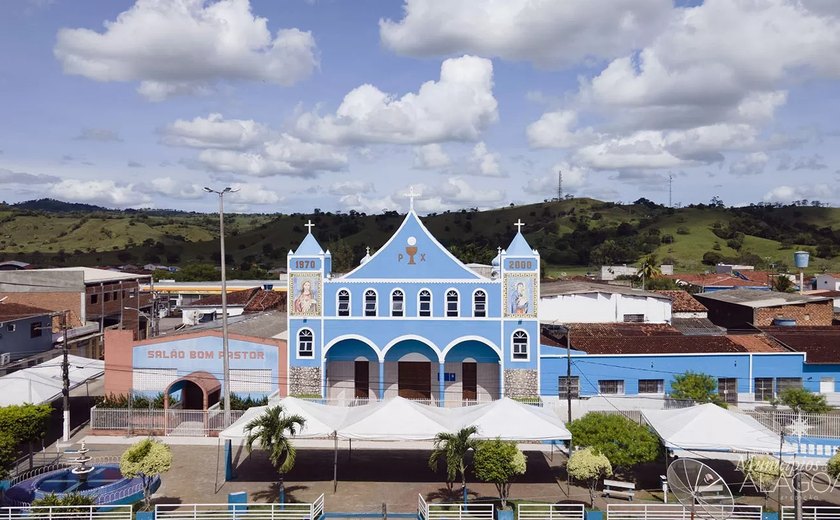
xmin=598 ymin=379 xmax=625 ymax=395
xmin=336 ymin=288 xmax=351 ymax=317
xmin=390 ymin=288 xmax=405 ymax=317
xmin=418 ymin=288 xmax=432 ymax=317
xmin=363 ymin=288 xmax=378 ymax=317
xmin=638 ymin=379 xmax=664 ymax=394
xmin=445 ymin=288 xmax=460 ymax=318
xmin=297 ymin=328 xmax=314 ymax=359
xmin=511 ymin=329 xmax=529 ymax=362
xmin=473 ymin=289 xmax=487 ymax=318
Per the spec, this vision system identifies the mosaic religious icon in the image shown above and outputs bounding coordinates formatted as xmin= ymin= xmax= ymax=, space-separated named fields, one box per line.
xmin=504 ymin=273 xmax=538 ymax=318
xmin=290 ymin=273 xmax=321 ymax=316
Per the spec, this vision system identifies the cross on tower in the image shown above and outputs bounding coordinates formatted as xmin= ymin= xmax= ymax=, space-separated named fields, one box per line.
xmin=304 ymin=220 xmax=315 ymax=233
xmin=514 ymin=219 xmax=525 ymax=232
xmin=407 ymin=185 xmax=418 ymax=211
xmin=366 ymin=246 xmax=370 ymax=255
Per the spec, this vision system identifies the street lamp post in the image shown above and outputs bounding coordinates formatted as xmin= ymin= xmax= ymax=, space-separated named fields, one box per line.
xmin=204 ymin=186 xmax=238 ymax=427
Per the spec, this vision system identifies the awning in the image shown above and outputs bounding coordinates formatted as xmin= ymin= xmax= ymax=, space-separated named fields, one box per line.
xmin=641 ymin=403 xmax=795 ymax=455
xmin=337 ymin=398 xmax=452 ymax=441
xmin=0 ymin=355 xmax=104 ymax=406
xmin=220 ymin=397 xmax=350 ymax=440
xmin=456 ymin=398 xmax=572 ymax=441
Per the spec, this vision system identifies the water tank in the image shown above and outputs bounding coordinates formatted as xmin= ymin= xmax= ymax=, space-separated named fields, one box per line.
xmin=794 ymin=251 xmax=810 ymax=269
xmin=773 ymin=317 xmax=797 ymax=327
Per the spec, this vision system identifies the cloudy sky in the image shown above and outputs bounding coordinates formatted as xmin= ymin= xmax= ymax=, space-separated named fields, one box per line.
xmin=1 ymin=0 xmax=840 ymax=213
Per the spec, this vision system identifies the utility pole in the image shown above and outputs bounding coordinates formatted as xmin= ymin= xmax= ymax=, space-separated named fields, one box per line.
xmin=204 ymin=186 xmax=239 ymax=428
xmin=565 ymin=325 xmax=572 ymax=423
xmin=61 ymin=311 xmax=70 ymax=442
xmin=668 ymin=174 xmax=673 ymax=208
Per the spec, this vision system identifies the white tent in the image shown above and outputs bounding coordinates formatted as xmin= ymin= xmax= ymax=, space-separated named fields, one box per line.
xmin=457 ymin=398 xmax=572 ymax=441
xmin=219 ymin=397 xmax=349 ymax=440
xmin=641 ymin=403 xmax=794 ymax=456
xmin=0 ymin=355 xmax=104 ymax=406
xmin=338 ymin=397 xmax=452 ymax=441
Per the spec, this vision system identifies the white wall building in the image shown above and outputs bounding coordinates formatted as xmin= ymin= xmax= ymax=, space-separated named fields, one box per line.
xmin=539 ymin=281 xmax=672 ymax=324
xmin=599 ymin=265 xmax=639 ymax=281
xmin=815 ymin=274 xmax=840 ymax=291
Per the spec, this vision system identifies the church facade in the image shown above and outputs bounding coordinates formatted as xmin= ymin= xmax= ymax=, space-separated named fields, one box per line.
xmin=286 ymin=205 xmax=540 ymax=406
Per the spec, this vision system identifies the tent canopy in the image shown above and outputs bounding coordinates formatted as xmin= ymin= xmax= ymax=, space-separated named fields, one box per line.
xmin=642 ymin=403 xmax=793 ymax=455
xmin=0 ymin=355 xmax=104 ymax=406
xmin=220 ymin=396 xmax=571 ymax=442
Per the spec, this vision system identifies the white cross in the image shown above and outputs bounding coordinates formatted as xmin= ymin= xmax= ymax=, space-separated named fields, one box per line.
xmin=407 ymin=185 xmax=418 ymax=211
xmin=514 ymin=219 xmax=525 ymax=232
xmin=366 ymin=246 xmax=370 ymax=255
xmin=304 ymin=220 xmax=315 ymax=233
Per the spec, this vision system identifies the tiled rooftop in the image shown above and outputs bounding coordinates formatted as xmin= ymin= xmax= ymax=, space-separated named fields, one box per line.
xmin=655 ymin=290 xmax=708 ymax=312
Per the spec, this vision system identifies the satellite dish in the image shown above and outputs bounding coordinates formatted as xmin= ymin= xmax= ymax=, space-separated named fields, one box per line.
xmin=667 ymin=459 xmax=734 ymax=520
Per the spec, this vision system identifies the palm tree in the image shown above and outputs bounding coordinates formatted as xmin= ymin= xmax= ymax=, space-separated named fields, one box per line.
xmin=244 ymin=405 xmax=306 ymax=500
xmin=638 ymin=255 xmax=661 ymax=290
xmin=428 ymin=426 xmax=480 ymax=497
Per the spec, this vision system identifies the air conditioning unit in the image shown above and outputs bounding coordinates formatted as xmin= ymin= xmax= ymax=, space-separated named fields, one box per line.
xmin=0 ymin=352 xmax=10 ymax=366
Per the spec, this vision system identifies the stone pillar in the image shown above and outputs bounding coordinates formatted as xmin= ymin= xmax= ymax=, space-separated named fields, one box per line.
xmin=378 ymin=363 xmax=385 ymax=400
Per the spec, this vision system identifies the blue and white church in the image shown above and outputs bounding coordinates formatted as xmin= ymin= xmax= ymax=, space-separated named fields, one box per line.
xmin=286 ymin=201 xmax=541 ymax=406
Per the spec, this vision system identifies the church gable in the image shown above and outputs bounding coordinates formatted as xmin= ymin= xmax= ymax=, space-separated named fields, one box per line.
xmin=340 ymin=211 xmax=483 ymax=280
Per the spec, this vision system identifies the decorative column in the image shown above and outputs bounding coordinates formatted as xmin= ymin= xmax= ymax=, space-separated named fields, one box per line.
xmin=378 ymin=363 xmax=385 ymax=400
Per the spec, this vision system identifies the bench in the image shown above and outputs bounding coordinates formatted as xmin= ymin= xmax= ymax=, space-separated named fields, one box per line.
xmin=603 ymin=479 xmax=636 ymax=501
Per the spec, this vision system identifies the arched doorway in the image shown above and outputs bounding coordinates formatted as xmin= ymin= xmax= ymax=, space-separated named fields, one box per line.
xmin=444 ymin=340 xmax=500 ymax=406
xmin=164 ymin=371 xmax=221 ymax=410
xmin=383 ymin=339 xmax=440 ymax=403
xmin=325 ymin=338 xmax=379 ymax=404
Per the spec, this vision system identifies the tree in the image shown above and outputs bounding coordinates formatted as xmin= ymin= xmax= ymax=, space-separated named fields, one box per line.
xmin=428 ymin=426 xmax=480 ymax=494
xmin=568 ymin=413 xmax=660 ymax=470
xmin=637 ymin=255 xmax=661 ymax=290
xmin=119 ymin=438 xmax=172 ymax=510
xmin=772 ymin=388 xmax=832 ymax=414
xmin=828 ymin=451 xmax=840 ymax=480
xmin=771 ymin=275 xmax=794 ymax=293
xmin=473 ymin=439 xmax=526 ymax=510
xmin=0 ymin=431 xmax=17 ymax=478
xmin=0 ymin=403 xmax=53 ymax=468
xmin=670 ymin=371 xmax=727 ymax=407
xmin=567 ymin=447 xmax=613 ymax=508
xmin=741 ymin=455 xmax=782 ymax=505
xmin=244 ymin=405 xmax=306 ymax=500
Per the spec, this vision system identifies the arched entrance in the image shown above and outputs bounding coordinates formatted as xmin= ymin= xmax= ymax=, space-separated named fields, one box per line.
xmin=325 ymin=338 xmax=379 ymax=404
xmin=164 ymin=371 xmax=221 ymax=410
xmin=444 ymin=340 xmax=500 ymax=406
xmin=383 ymin=339 xmax=440 ymax=403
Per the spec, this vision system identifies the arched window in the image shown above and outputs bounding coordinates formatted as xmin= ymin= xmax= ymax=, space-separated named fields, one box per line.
xmin=446 ymin=289 xmax=459 ymax=317
xmin=364 ymin=289 xmax=377 ymax=317
xmin=298 ymin=328 xmax=314 ymax=358
xmin=512 ymin=330 xmax=528 ymax=361
xmin=391 ymin=289 xmax=404 ymax=317
xmin=418 ymin=289 xmax=432 ymax=317
xmin=473 ymin=290 xmax=487 ymax=318
xmin=337 ymin=289 xmax=350 ymax=317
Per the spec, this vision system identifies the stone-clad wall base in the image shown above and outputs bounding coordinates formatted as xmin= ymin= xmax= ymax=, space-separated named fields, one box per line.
xmin=290 ymin=366 xmax=321 ymax=396
xmin=504 ymin=369 xmax=538 ymax=398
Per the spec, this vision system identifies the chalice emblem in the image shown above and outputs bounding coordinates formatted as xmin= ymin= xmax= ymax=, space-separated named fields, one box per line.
xmin=405 ymin=236 xmax=418 ymax=265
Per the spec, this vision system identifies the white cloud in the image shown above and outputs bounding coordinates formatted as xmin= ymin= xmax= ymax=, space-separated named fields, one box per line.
xmin=295 ymin=55 xmax=497 ymax=144
xmin=523 ymin=163 xmax=587 ymax=196
xmin=327 ymin=181 xmax=375 ymax=196
xmin=47 ymin=179 xmax=150 ymax=207
xmin=198 ymin=133 xmax=347 ymax=177
xmin=380 ymin=0 xmax=672 ymax=68
xmin=574 ymin=132 xmax=686 ymax=170
xmin=730 ymin=152 xmax=769 ymax=176
xmin=0 ymin=168 xmax=61 ymax=185
xmin=338 ymin=177 xmax=504 ymax=213
xmin=527 ymin=110 xmax=597 ymax=149
xmin=162 ymin=113 xmax=268 ymax=149
xmin=142 ymin=177 xmax=205 ymax=199
xmin=54 ymin=0 xmax=318 ymax=101
xmin=228 ymin=183 xmax=282 ymax=205
xmin=413 ymin=144 xmax=451 ymax=169
xmin=763 ymin=184 xmax=838 ymax=203
xmin=465 ymin=142 xmax=502 ymax=177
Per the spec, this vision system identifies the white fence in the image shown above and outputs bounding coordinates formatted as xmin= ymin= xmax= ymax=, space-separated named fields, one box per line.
xmin=607 ymin=504 xmax=763 ymax=520
xmin=418 ymin=494 xmax=494 ymax=520
xmin=155 ymin=495 xmax=324 ymax=520
xmin=745 ymin=410 xmax=840 ymax=439
xmin=519 ymin=503 xmax=584 ymax=520
xmin=90 ymin=407 xmax=244 ymax=436
xmin=0 ymin=505 xmax=133 ymax=520
xmin=782 ymin=507 xmax=840 ymax=520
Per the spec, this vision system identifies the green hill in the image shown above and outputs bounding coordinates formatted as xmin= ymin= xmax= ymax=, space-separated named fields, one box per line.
xmin=1 ymin=198 xmax=838 ymax=275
